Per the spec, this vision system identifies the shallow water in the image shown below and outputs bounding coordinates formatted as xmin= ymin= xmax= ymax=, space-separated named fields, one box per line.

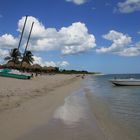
xmin=87 ymin=74 xmax=140 ymax=140
xmin=18 ymin=74 xmax=140 ymax=140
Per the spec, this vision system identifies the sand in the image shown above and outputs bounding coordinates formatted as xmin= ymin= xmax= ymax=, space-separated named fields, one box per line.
xmin=0 ymin=74 xmax=110 ymax=140
xmin=0 ymin=74 xmax=81 ymax=111
xmin=0 ymin=74 xmax=82 ymax=140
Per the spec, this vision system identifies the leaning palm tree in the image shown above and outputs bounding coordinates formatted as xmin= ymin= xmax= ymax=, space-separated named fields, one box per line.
xmin=22 ymin=51 xmax=34 ymax=65
xmin=5 ymin=48 xmax=21 ymax=65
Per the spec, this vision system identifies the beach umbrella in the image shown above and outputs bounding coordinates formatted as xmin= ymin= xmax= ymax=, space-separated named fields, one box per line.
xmin=32 ymin=64 xmax=42 ymax=71
xmin=21 ymin=62 xmax=30 ymax=69
xmin=42 ymin=66 xmax=47 ymax=72
xmin=23 ymin=62 xmax=30 ymax=68
xmin=46 ymin=66 xmax=58 ymax=72
xmin=6 ymin=61 xmax=15 ymax=68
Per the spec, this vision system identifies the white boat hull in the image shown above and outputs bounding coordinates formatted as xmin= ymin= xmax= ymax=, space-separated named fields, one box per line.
xmin=110 ymin=79 xmax=140 ymax=86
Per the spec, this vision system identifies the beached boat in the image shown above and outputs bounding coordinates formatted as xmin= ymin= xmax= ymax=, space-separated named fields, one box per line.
xmin=109 ymin=78 xmax=140 ymax=86
xmin=0 ymin=69 xmax=31 ymax=79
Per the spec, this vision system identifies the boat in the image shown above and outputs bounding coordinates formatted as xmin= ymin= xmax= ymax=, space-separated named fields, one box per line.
xmin=109 ymin=78 xmax=140 ymax=86
xmin=0 ymin=68 xmax=31 ymax=79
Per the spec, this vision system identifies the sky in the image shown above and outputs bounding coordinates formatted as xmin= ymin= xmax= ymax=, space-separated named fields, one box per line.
xmin=0 ymin=0 xmax=140 ymax=74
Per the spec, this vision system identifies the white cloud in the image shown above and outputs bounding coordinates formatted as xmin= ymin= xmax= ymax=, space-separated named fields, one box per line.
xmin=33 ymin=56 xmax=69 ymax=68
xmin=59 ymin=22 xmax=96 ymax=55
xmin=96 ymin=30 xmax=132 ymax=53
xmin=116 ymin=0 xmax=140 ymax=13
xmin=0 ymin=16 xmax=95 ymax=55
xmin=58 ymin=61 xmax=69 ymax=67
xmin=138 ymin=31 xmax=140 ymax=34
xmin=0 ymin=49 xmax=9 ymax=58
xmin=66 ymin=0 xmax=88 ymax=5
xmin=18 ymin=16 xmax=47 ymax=39
xmin=0 ymin=34 xmax=18 ymax=49
xmin=0 ymin=49 xmax=9 ymax=63
xmin=118 ymin=40 xmax=140 ymax=56
xmin=119 ymin=47 xmax=140 ymax=56
xmin=18 ymin=16 xmax=96 ymax=55
xmin=96 ymin=30 xmax=140 ymax=57
xmin=0 ymin=14 xmax=3 ymax=18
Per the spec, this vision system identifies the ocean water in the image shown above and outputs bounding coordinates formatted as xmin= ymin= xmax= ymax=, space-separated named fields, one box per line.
xmin=86 ymin=74 xmax=140 ymax=140
xmin=19 ymin=74 xmax=140 ymax=140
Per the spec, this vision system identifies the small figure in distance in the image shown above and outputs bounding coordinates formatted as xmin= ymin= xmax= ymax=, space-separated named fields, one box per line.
xmin=35 ymin=72 xmax=38 ymax=77
xmin=82 ymin=74 xmax=85 ymax=79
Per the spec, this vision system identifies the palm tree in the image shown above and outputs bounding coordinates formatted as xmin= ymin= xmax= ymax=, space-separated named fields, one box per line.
xmin=22 ymin=51 xmax=34 ymax=65
xmin=5 ymin=48 xmax=21 ymax=64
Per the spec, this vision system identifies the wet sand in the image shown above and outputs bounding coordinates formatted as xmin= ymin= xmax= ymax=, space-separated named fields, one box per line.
xmin=17 ymin=90 xmax=107 ymax=140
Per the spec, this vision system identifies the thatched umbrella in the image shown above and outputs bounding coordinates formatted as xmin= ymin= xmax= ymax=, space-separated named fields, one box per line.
xmin=31 ymin=64 xmax=42 ymax=72
xmin=42 ymin=66 xmax=47 ymax=72
xmin=21 ymin=62 xmax=30 ymax=69
xmin=47 ymin=66 xmax=57 ymax=72
xmin=5 ymin=61 xmax=15 ymax=68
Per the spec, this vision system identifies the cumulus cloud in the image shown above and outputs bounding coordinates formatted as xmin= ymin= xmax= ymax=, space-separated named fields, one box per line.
xmin=66 ymin=0 xmax=88 ymax=5
xmin=59 ymin=61 xmax=69 ymax=67
xmin=116 ymin=0 xmax=140 ymax=13
xmin=33 ymin=56 xmax=69 ymax=68
xmin=96 ymin=30 xmax=140 ymax=57
xmin=0 ymin=49 xmax=9 ymax=63
xmin=59 ymin=22 xmax=96 ymax=54
xmin=0 ymin=49 xmax=9 ymax=58
xmin=18 ymin=16 xmax=47 ymax=39
xmin=0 ymin=16 xmax=96 ymax=55
xmin=0 ymin=34 xmax=18 ymax=63
xmin=96 ymin=30 xmax=132 ymax=53
xmin=118 ymin=41 xmax=140 ymax=57
xmin=119 ymin=47 xmax=140 ymax=56
xmin=0 ymin=34 xmax=18 ymax=49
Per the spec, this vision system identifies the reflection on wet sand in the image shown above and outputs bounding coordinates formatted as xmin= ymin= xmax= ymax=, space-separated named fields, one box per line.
xmin=18 ymin=91 xmax=107 ymax=140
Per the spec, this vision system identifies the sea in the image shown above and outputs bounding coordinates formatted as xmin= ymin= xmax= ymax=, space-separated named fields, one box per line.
xmin=86 ymin=74 xmax=140 ymax=140
xmin=19 ymin=74 xmax=140 ymax=140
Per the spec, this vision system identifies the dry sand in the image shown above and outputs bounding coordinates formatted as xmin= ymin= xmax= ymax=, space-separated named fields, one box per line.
xmin=0 ymin=74 xmax=81 ymax=111
xmin=0 ymin=74 xmax=82 ymax=140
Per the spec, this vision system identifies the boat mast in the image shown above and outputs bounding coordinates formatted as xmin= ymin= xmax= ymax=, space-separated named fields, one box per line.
xmin=20 ymin=22 xmax=34 ymax=68
xmin=23 ymin=22 xmax=34 ymax=55
xmin=17 ymin=15 xmax=28 ymax=51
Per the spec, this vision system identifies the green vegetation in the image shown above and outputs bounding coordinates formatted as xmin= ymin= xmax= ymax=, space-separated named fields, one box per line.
xmin=5 ymin=48 xmax=21 ymax=65
xmin=58 ymin=69 xmax=100 ymax=74
xmin=22 ymin=51 xmax=34 ymax=65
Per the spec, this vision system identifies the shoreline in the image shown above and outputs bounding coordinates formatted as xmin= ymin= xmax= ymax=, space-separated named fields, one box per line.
xmin=0 ymin=74 xmax=82 ymax=140
xmin=0 ymin=74 xmax=115 ymax=140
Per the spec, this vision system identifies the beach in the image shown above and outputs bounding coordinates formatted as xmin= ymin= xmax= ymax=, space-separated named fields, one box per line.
xmin=0 ymin=74 xmax=83 ymax=140
xmin=0 ymin=74 xmax=109 ymax=140
xmin=1 ymin=74 xmax=139 ymax=140
xmin=0 ymin=74 xmax=82 ymax=111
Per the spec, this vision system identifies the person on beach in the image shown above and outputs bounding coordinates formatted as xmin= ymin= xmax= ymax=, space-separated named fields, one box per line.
xmin=82 ymin=74 xmax=85 ymax=79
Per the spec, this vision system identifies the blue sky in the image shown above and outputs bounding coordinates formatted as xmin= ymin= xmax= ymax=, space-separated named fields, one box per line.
xmin=0 ymin=0 xmax=140 ymax=73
